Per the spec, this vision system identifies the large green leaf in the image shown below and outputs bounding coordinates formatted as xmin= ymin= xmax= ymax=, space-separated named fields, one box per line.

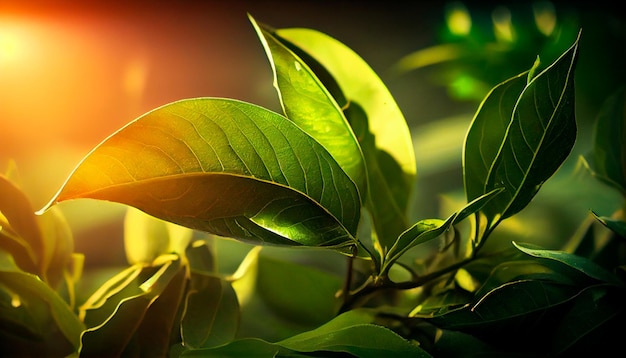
xmin=463 ymin=32 xmax=580 ymax=229
xmin=39 ymin=99 xmax=359 ymax=251
xmin=587 ymin=86 xmax=626 ymax=196
xmin=513 ymin=241 xmax=623 ymax=286
xmin=250 ymin=16 xmax=367 ymax=204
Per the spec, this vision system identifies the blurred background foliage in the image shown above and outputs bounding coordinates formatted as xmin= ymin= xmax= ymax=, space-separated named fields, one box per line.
xmin=1 ymin=0 xmax=624 ymax=288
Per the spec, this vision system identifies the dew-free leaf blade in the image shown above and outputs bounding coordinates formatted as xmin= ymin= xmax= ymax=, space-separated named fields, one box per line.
xmin=181 ymin=275 xmax=240 ymax=349
xmin=250 ymin=16 xmax=367 ymax=203
xmin=79 ymin=256 xmax=184 ymax=356
xmin=464 ymin=32 xmax=580 ymax=227
xmin=0 ymin=175 xmax=41 ymax=274
xmin=513 ymin=241 xmax=623 ymax=286
xmin=587 ymin=86 xmax=626 ymax=196
xmin=274 ymin=27 xmax=417 ymax=189
xmin=40 ymin=98 xmax=359 ymax=250
xmin=0 ymin=254 xmax=85 ymax=352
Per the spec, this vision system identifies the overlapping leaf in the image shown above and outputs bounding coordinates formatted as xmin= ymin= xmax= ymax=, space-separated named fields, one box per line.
xmin=586 ymin=86 xmax=626 ymax=196
xmin=39 ymin=99 xmax=360 ymax=250
xmin=464 ymin=32 xmax=580 ymax=230
xmin=79 ymin=255 xmax=186 ymax=356
xmin=273 ymin=25 xmax=416 ymax=249
xmin=250 ymin=16 xmax=367 ymax=204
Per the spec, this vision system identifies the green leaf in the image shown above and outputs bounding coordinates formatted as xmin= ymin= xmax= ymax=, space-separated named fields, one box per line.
xmin=277 ymin=310 xmax=429 ymax=357
xmin=463 ymin=32 xmax=580 ymax=229
xmin=35 ymin=206 xmax=75 ymax=289
xmin=343 ymin=102 xmax=409 ymax=251
xmin=274 ymin=26 xmax=416 ymax=249
xmin=250 ymin=16 xmax=367 ymax=204
xmin=181 ymin=274 xmax=240 ymax=349
xmin=513 ymin=241 xmax=623 ymax=286
xmin=0 ymin=252 xmax=85 ymax=351
xmin=0 ymin=175 xmax=41 ymax=274
xmin=79 ymin=255 xmax=185 ymax=356
xmin=178 ymin=337 xmax=285 ymax=357
xmin=591 ymin=211 xmax=626 ymax=238
xmin=274 ymin=27 xmax=416 ymax=185
xmin=432 ymin=279 xmax=581 ymax=330
xmin=256 ymin=254 xmax=343 ymax=326
xmin=180 ymin=309 xmax=428 ymax=357
xmin=551 ymin=284 xmax=624 ymax=354
xmin=124 ymin=206 xmax=194 ymax=264
xmin=587 ymin=86 xmax=626 ymax=196
xmin=382 ymin=188 xmax=502 ymax=275
xmin=39 ymin=98 xmax=359 ymax=251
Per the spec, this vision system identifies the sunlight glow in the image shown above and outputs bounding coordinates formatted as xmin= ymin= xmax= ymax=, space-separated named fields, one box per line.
xmin=0 ymin=17 xmax=33 ymax=65
xmin=446 ymin=2 xmax=471 ymax=37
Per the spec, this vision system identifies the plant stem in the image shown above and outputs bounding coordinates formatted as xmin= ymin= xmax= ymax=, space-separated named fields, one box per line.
xmin=338 ymin=256 xmax=474 ymax=312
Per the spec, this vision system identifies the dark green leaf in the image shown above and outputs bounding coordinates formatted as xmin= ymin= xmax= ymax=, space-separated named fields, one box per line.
xmin=513 ymin=241 xmax=623 ymax=286
xmin=277 ymin=310 xmax=429 ymax=357
xmin=551 ymin=284 xmax=624 ymax=354
xmin=591 ymin=211 xmax=626 ymax=238
xmin=256 ymin=254 xmax=343 ymax=326
xmin=39 ymin=99 xmax=359 ymax=250
xmin=464 ymin=32 xmax=580 ymax=228
xmin=79 ymin=255 xmax=184 ymax=356
xmin=181 ymin=275 xmax=240 ymax=349
xmin=0 ymin=251 xmax=84 ymax=351
xmin=432 ymin=279 xmax=581 ymax=329
xmin=250 ymin=16 xmax=367 ymax=204
xmin=587 ymin=86 xmax=626 ymax=196
xmin=179 ymin=337 xmax=285 ymax=357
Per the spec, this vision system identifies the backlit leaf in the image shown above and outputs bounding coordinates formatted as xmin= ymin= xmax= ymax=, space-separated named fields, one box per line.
xmin=0 ymin=175 xmax=41 ymax=274
xmin=274 ymin=26 xmax=416 ymax=250
xmin=464 ymin=32 xmax=580 ymax=229
xmin=274 ymin=27 xmax=416 ymax=185
xmin=251 ymin=16 xmax=367 ymax=204
xmin=39 ymin=99 xmax=359 ymax=250
xmin=124 ymin=206 xmax=193 ymax=264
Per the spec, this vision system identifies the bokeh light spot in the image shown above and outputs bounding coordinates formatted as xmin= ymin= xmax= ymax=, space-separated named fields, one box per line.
xmin=533 ymin=1 xmax=557 ymax=36
xmin=446 ymin=2 xmax=471 ymax=37
xmin=492 ymin=6 xmax=515 ymax=42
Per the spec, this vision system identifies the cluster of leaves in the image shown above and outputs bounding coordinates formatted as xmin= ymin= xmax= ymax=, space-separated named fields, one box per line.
xmin=1 ymin=13 xmax=625 ymax=357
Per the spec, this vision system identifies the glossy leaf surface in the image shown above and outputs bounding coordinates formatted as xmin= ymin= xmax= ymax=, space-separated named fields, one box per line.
xmin=251 ymin=16 xmax=367 ymax=203
xmin=274 ymin=27 xmax=416 ymax=183
xmin=40 ymin=99 xmax=359 ymax=250
xmin=464 ymin=33 xmax=580 ymax=228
